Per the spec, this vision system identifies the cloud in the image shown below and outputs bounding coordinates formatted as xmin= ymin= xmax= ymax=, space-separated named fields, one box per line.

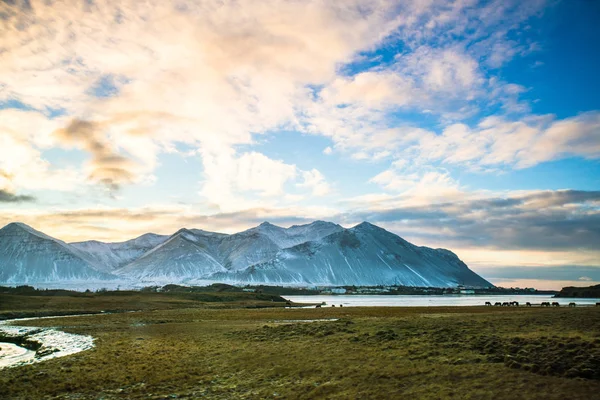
xmin=0 ymin=109 xmax=81 ymax=192
xmin=322 ymin=110 xmax=600 ymax=175
xmin=0 ymin=0 xmax=562 ymax=209
xmin=298 ymin=169 xmax=331 ymax=196
xmin=340 ymin=189 xmax=600 ymax=252
xmin=53 ymin=119 xmax=140 ymax=192
xmin=199 ymin=148 xmax=330 ymax=212
xmin=0 ymin=1 xmax=554 ymax=191
xmin=475 ymin=266 xmax=600 ymax=282
xmin=199 ymin=149 xmax=297 ymax=211
xmin=0 ymin=0 xmax=416 ymax=199
xmin=0 ymin=189 xmax=35 ymax=203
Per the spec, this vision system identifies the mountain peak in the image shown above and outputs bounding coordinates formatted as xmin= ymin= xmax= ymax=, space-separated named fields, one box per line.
xmin=353 ymin=221 xmax=377 ymax=229
xmin=173 ymin=227 xmax=194 ymax=236
xmin=0 ymin=222 xmax=56 ymax=241
xmin=258 ymin=221 xmax=278 ymax=228
xmin=2 ymin=221 xmax=33 ymax=231
xmin=309 ymin=220 xmax=335 ymax=226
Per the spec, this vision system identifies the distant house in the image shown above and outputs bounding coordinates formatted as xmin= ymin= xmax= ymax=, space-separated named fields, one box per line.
xmin=331 ymin=288 xmax=347 ymax=294
xmin=242 ymin=288 xmax=256 ymax=292
xmin=460 ymin=289 xmax=475 ymax=294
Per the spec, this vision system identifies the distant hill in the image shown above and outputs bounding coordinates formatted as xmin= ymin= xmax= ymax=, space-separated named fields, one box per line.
xmin=555 ymin=284 xmax=600 ymax=298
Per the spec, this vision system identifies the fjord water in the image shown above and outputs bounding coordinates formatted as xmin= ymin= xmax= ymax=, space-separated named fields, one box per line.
xmin=283 ymin=294 xmax=600 ymax=307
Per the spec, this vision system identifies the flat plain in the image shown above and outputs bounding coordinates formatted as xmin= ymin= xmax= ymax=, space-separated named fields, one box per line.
xmin=1 ymin=293 xmax=599 ymax=399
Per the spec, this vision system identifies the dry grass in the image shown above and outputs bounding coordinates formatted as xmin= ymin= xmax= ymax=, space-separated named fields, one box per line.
xmin=0 ymin=291 xmax=295 ymax=320
xmin=1 ymin=305 xmax=599 ymax=399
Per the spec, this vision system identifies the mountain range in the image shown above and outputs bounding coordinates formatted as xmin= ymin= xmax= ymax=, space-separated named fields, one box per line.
xmin=0 ymin=221 xmax=492 ymax=288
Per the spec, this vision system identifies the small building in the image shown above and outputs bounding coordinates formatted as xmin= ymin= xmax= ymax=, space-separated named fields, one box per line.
xmin=460 ymin=289 xmax=475 ymax=295
xmin=331 ymin=288 xmax=347 ymax=294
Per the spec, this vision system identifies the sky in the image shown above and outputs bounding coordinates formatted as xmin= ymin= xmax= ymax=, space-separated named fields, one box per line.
xmin=0 ymin=0 xmax=599 ymax=290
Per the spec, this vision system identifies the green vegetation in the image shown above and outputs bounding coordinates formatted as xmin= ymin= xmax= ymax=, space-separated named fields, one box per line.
xmin=1 ymin=302 xmax=599 ymax=399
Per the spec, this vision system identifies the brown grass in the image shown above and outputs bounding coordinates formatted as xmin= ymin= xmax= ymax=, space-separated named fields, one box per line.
xmin=0 ymin=291 xmax=296 ymax=320
xmin=1 ymin=305 xmax=599 ymax=399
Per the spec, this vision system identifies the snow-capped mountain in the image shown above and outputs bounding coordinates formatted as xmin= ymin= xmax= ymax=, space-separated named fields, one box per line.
xmin=0 ymin=223 xmax=116 ymax=283
xmin=71 ymin=233 xmax=169 ymax=272
xmin=248 ymin=221 xmax=344 ymax=249
xmin=0 ymin=221 xmax=493 ymax=288
xmin=210 ymin=222 xmax=491 ymax=287
xmin=116 ymin=229 xmax=227 ymax=279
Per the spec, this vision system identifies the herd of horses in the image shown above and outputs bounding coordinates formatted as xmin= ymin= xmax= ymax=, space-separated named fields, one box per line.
xmin=483 ymin=301 xmax=589 ymax=307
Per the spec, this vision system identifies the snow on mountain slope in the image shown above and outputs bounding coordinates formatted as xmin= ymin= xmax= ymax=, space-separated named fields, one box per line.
xmin=71 ymin=233 xmax=169 ymax=271
xmin=0 ymin=223 xmax=116 ymax=283
xmin=249 ymin=221 xmax=344 ymax=249
xmin=0 ymin=221 xmax=492 ymax=288
xmin=115 ymin=229 xmax=227 ymax=280
xmin=212 ymin=222 xmax=492 ymax=288
xmin=111 ymin=221 xmax=345 ymax=277
xmin=216 ymin=229 xmax=282 ymax=271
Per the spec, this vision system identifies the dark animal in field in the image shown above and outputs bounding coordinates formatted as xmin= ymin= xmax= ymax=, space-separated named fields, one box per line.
xmin=315 ymin=304 xmax=321 ymax=308
xmin=339 ymin=304 xmax=343 ymax=307
xmin=597 ymin=302 xmax=600 ymax=307
xmin=526 ymin=302 xmax=532 ymax=307
xmin=332 ymin=304 xmax=336 ymax=307
xmin=502 ymin=302 xmax=510 ymax=307
xmin=541 ymin=302 xmax=550 ymax=307
xmin=286 ymin=301 xmax=292 ymax=307
xmin=569 ymin=302 xmax=576 ymax=307
xmin=511 ymin=301 xmax=519 ymax=307
xmin=552 ymin=302 xmax=560 ymax=307
xmin=494 ymin=302 xmax=502 ymax=306
xmin=485 ymin=301 xmax=492 ymax=306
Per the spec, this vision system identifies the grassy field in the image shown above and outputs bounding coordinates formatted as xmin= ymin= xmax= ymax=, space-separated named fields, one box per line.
xmin=1 ymin=300 xmax=599 ymax=399
xmin=0 ymin=289 xmax=297 ymax=320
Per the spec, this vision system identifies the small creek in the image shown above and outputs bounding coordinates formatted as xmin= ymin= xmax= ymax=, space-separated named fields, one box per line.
xmin=0 ymin=314 xmax=96 ymax=369
xmin=0 ymin=342 xmax=36 ymax=368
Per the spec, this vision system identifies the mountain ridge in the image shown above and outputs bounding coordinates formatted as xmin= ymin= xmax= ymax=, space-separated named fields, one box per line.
xmin=0 ymin=221 xmax=493 ymax=288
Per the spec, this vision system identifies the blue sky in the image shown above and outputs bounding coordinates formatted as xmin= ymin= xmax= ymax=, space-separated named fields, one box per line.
xmin=0 ymin=0 xmax=599 ymax=289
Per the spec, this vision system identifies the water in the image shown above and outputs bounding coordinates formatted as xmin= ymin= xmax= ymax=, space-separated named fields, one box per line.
xmin=0 ymin=315 xmax=96 ymax=369
xmin=0 ymin=342 xmax=36 ymax=369
xmin=283 ymin=294 xmax=600 ymax=307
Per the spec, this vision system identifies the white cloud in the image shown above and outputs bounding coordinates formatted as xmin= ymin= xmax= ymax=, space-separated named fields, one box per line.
xmin=0 ymin=0 xmax=557 ymax=199
xmin=0 ymin=0 xmax=413 ymax=196
xmin=199 ymin=148 xmax=331 ymax=212
xmin=298 ymin=169 xmax=331 ymax=197
xmin=369 ymin=166 xmax=464 ymax=206
xmin=0 ymin=109 xmax=82 ymax=192
xmin=400 ymin=111 xmax=600 ymax=171
xmin=199 ymin=148 xmax=295 ymax=211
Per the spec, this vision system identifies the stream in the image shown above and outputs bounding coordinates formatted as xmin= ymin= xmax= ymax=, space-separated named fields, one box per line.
xmin=0 ymin=315 xmax=96 ymax=369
